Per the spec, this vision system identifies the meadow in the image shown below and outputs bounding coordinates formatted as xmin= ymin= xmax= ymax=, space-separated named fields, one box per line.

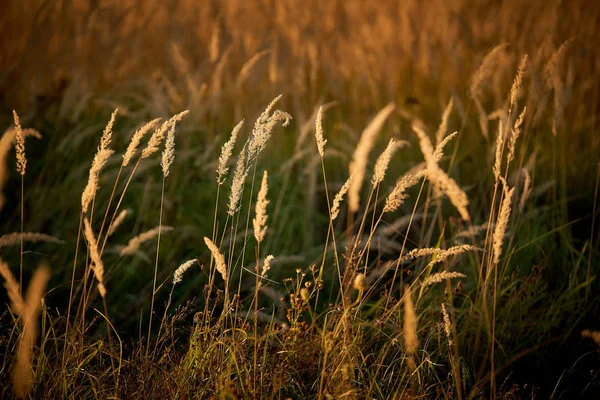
xmin=1 ymin=0 xmax=599 ymax=398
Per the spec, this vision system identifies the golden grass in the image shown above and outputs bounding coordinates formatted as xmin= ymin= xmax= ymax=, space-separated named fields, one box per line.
xmin=0 ymin=2 xmax=597 ymax=397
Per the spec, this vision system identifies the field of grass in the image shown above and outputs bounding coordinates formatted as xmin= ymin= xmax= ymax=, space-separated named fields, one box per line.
xmin=1 ymin=0 xmax=600 ymax=398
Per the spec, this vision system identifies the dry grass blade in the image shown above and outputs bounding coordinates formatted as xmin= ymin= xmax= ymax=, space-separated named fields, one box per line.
xmin=12 ymin=264 xmax=50 ymax=399
xmin=348 ymin=102 xmax=396 ymax=213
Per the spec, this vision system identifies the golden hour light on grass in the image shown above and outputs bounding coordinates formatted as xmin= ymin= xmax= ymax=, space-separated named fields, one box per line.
xmin=0 ymin=1 xmax=599 ymax=399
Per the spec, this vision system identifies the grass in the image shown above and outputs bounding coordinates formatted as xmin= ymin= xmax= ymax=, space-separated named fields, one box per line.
xmin=1 ymin=0 xmax=600 ymax=399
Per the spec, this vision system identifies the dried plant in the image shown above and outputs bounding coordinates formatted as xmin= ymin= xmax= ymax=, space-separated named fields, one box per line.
xmin=12 ymin=111 xmax=26 ymax=176
xmin=217 ymin=120 xmax=244 ymax=184
xmin=119 ymin=226 xmax=174 ymax=256
xmin=253 ymin=171 xmax=269 ymax=243
xmin=520 ymin=168 xmax=532 ymax=212
xmin=107 ymin=209 xmax=128 ymax=237
xmin=161 ymin=122 xmax=176 ymax=177
xmin=0 ymin=126 xmax=41 ymax=211
xmin=493 ymin=119 xmax=505 ymax=181
xmin=141 ymin=111 xmax=189 ymax=159
xmin=81 ymin=110 xmax=118 ymax=213
xmin=261 ymin=255 xmax=274 ymax=278
xmin=441 ymin=303 xmax=453 ymax=345
xmin=510 ymin=55 xmax=528 ymax=109
xmin=421 ymin=271 xmax=466 ymax=288
xmin=0 ymin=232 xmax=62 ymax=247
xmin=383 ymin=171 xmax=424 ymax=214
xmin=247 ymin=95 xmax=292 ymax=165
xmin=331 ymin=175 xmax=353 ymax=220
xmin=315 ymin=106 xmax=327 ymax=157
xmin=173 ymin=259 xmax=197 ymax=286
xmin=83 ymin=218 xmax=106 ymax=297
xmin=403 ymin=285 xmax=418 ymax=370
xmin=413 ymin=122 xmax=470 ymax=220
xmin=506 ymin=107 xmax=527 ymax=166
xmin=372 ymin=138 xmax=406 ymax=186
xmin=204 ymin=237 xmax=227 ymax=282
xmin=492 ymin=179 xmax=515 ymax=266
xmin=435 ymin=98 xmax=454 ymax=146
xmin=122 ymin=118 xmax=161 ymax=167
xmin=348 ymin=103 xmax=396 ymax=213
xmin=228 ymin=147 xmax=248 ymax=216
xmin=470 ymin=44 xmax=508 ymax=138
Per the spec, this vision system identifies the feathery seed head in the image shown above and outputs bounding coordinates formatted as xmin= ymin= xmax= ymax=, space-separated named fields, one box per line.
xmin=261 ymin=255 xmax=274 ymax=278
xmin=141 ymin=110 xmax=189 ymax=159
xmin=435 ymin=98 xmax=454 ymax=146
xmin=217 ymin=119 xmax=244 ymax=184
xmin=492 ymin=179 xmax=515 ymax=266
xmin=119 ymin=226 xmax=174 ymax=256
xmin=253 ymin=170 xmax=270 ymax=243
xmin=83 ymin=218 xmax=106 ymax=297
xmin=441 ymin=303 xmax=453 ymax=345
xmin=161 ymin=122 xmax=176 ymax=177
xmin=331 ymin=174 xmax=353 ymax=220
xmin=421 ymin=271 xmax=466 ymax=288
xmin=348 ymin=103 xmax=396 ymax=213
xmin=383 ymin=171 xmax=424 ymax=214
xmin=403 ymin=285 xmax=418 ymax=366
xmin=315 ymin=106 xmax=327 ymax=157
xmin=122 ymin=118 xmax=161 ymax=166
xmin=204 ymin=237 xmax=227 ymax=282
xmin=510 ymin=54 xmax=528 ymax=109
xmin=173 ymin=259 xmax=197 ymax=285
xmin=81 ymin=148 xmax=114 ymax=213
xmin=12 ymin=111 xmax=26 ymax=176
xmin=372 ymin=138 xmax=403 ymax=186
xmin=228 ymin=147 xmax=248 ymax=216
xmin=107 ymin=209 xmax=128 ymax=237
